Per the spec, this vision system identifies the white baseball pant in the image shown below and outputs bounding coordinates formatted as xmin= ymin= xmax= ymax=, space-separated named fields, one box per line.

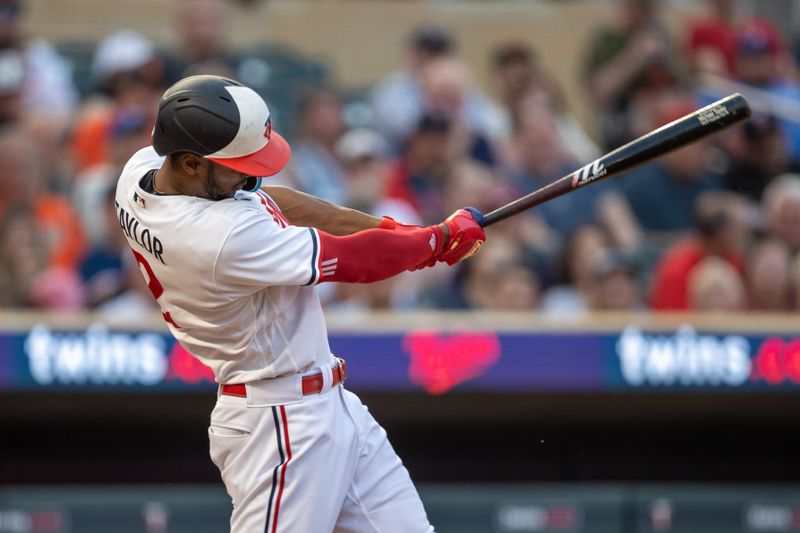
xmin=208 ymin=365 xmax=435 ymax=532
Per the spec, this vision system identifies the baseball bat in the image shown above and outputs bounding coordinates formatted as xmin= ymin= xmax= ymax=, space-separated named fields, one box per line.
xmin=480 ymin=93 xmax=751 ymax=228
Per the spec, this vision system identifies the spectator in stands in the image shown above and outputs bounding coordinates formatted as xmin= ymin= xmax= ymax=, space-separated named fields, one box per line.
xmin=685 ymin=0 xmax=740 ymax=77
xmin=371 ymin=24 xmax=454 ymax=148
xmin=0 ymin=207 xmax=46 ymax=307
xmin=96 ymin=252 xmax=159 ymax=321
xmin=745 ymin=236 xmax=792 ymax=311
xmin=71 ymin=30 xmax=164 ymax=173
xmin=492 ymin=42 xmax=599 ymax=163
xmin=541 ymin=224 xmax=611 ymax=315
xmin=0 ymin=49 xmax=23 ymax=125
xmin=582 ymin=0 xmax=679 ymax=150
xmin=384 ymin=111 xmax=456 ymax=224
xmin=91 ymin=31 xmax=166 ymax=102
xmin=491 ymin=41 xmax=541 ymax=115
xmin=283 ymin=87 xmax=348 ymax=204
xmin=482 ymin=264 xmax=539 ymax=310
xmin=732 ymin=20 xmax=800 ymax=163
xmin=442 ymin=159 xmax=502 ymax=221
xmin=0 ymin=130 xmax=85 ymax=310
xmin=164 ymin=0 xmax=237 ymax=80
xmin=688 ymin=256 xmax=747 ymax=312
xmin=0 ymin=129 xmax=85 ymax=272
xmin=590 ymin=252 xmax=643 ymax=311
xmin=73 ymin=106 xmax=151 ymax=247
xmin=79 ymin=185 xmax=127 ymax=308
xmin=458 ymin=233 xmax=539 ymax=310
xmin=722 ymin=113 xmax=795 ymax=202
xmin=649 ymin=191 xmax=749 ymax=310
xmin=762 ymin=174 xmax=800 ymax=252
xmin=0 ymin=0 xmax=77 ymax=122
xmin=622 ymin=98 xmax=723 ymax=233
xmin=507 ymin=100 xmax=640 ymax=248
xmin=419 ymin=56 xmax=504 ymax=166
xmin=790 ymin=252 xmax=800 ymax=311
xmin=371 ymin=25 xmax=505 ymax=153
xmin=335 ymin=127 xmax=419 ymax=222
xmin=0 ymin=213 xmax=84 ymax=311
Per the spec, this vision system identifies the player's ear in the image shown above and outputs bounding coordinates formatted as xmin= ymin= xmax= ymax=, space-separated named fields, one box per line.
xmin=177 ymin=153 xmax=207 ymax=177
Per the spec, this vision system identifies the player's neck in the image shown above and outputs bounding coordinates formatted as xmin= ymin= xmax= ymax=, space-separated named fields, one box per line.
xmin=156 ymin=161 xmax=202 ymax=198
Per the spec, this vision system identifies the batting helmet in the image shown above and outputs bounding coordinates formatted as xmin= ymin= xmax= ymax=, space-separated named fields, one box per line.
xmin=152 ymin=75 xmax=291 ymax=191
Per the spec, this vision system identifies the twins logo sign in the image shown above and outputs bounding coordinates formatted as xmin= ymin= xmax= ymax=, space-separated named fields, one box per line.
xmin=571 ymin=158 xmax=607 ymax=188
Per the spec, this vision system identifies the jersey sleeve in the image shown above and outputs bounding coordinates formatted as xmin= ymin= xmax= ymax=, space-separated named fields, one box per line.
xmin=214 ymin=209 xmax=321 ymax=289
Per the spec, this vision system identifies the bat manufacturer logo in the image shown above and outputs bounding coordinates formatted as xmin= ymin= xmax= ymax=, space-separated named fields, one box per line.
xmin=571 ymin=159 xmax=607 ymax=188
xmin=697 ymin=104 xmax=730 ymax=126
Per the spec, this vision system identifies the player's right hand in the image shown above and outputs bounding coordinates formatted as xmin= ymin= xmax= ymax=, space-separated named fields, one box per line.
xmin=437 ymin=207 xmax=486 ymax=266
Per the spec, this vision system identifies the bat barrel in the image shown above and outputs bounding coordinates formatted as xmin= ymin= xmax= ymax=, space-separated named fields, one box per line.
xmin=599 ymin=93 xmax=750 ymax=179
xmin=481 ymin=93 xmax=751 ymax=228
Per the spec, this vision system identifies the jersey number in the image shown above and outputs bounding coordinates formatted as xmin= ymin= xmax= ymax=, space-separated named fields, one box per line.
xmin=131 ymin=249 xmax=181 ymax=328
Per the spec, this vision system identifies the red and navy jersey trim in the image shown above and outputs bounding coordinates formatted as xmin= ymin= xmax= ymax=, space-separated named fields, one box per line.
xmin=305 ymin=228 xmax=320 ymax=285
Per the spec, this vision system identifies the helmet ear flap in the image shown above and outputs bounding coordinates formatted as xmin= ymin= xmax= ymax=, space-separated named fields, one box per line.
xmin=243 ymin=176 xmax=262 ymax=192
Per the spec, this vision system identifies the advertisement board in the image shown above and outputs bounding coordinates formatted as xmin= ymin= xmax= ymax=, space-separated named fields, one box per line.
xmin=2 ymin=317 xmax=800 ymax=394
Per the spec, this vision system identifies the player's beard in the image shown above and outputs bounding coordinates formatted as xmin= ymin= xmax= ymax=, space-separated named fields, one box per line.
xmin=203 ymin=165 xmax=240 ymax=201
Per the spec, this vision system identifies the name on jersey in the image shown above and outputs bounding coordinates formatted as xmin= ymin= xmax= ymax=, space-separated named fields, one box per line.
xmin=115 ymin=201 xmax=166 ymax=265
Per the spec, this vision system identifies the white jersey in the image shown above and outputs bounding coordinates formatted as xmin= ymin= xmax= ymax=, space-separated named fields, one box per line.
xmin=115 ymin=147 xmax=332 ymax=383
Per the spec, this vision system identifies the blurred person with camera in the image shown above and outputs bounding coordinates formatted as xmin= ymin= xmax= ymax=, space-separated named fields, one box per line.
xmin=582 ymin=0 xmax=680 ymax=150
xmin=492 ymin=42 xmax=599 ymax=163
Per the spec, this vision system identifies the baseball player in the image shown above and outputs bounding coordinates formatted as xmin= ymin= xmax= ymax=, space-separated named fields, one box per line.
xmin=115 ymin=75 xmax=485 ymax=532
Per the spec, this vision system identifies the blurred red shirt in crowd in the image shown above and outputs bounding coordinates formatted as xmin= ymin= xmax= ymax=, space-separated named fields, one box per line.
xmin=649 ymin=191 xmax=748 ymax=310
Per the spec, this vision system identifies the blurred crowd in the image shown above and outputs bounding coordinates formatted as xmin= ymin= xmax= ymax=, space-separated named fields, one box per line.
xmin=1 ymin=0 xmax=800 ymax=317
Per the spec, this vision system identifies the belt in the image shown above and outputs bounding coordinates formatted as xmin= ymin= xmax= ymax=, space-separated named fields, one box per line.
xmin=221 ymin=359 xmax=347 ymax=398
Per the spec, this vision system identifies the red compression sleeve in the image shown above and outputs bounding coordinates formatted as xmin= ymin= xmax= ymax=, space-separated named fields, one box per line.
xmin=315 ymin=225 xmax=444 ymax=284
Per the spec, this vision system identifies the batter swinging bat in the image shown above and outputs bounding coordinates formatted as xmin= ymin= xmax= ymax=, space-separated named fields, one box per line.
xmin=480 ymin=93 xmax=751 ymax=228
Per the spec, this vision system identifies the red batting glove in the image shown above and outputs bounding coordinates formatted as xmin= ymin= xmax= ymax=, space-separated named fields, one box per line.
xmin=378 ymin=216 xmax=438 ymax=271
xmin=437 ymin=207 xmax=486 ymax=266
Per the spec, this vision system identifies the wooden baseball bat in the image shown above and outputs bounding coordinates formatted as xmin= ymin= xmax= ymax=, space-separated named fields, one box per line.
xmin=480 ymin=93 xmax=751 ymax=228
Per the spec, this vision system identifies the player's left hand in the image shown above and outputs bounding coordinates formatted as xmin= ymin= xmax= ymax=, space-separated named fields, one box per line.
xmin=437 ymin=207 xmax=486 ymax=266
